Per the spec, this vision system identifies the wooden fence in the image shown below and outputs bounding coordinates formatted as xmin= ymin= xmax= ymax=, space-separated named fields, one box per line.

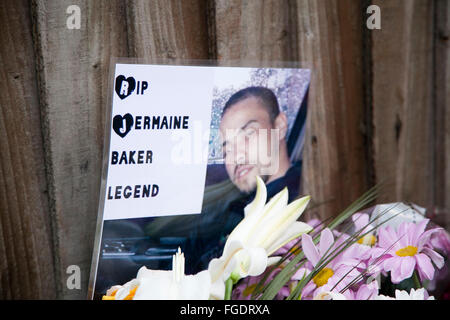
xmin=0 ymin=0 xmax=448 ymax=299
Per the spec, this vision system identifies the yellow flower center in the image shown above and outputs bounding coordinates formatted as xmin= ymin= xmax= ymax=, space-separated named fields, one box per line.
xmin=289 ymin=245 xmax=301 ymax=255
xmin=357 ymin=235 xmax=377 ymax=246
xmin=313 ymin=268 xmax=334 ymax=287
xmin=395 ymin=245 xmax=418 ymax=257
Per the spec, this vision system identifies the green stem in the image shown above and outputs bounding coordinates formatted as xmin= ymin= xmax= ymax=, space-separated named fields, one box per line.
xmin=413 ymin=271 xmax=422 ymax=289
xmin=224 ymin=278 xmax=233 ymax=300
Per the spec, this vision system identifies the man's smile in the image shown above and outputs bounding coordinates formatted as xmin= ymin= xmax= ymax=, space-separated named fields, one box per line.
xmin=235 ymin=165 xmax=254 ymax=181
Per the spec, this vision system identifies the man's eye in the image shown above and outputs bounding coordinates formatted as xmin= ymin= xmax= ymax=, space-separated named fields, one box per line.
xmin=245 ymin=128 xmax=256 ymax=136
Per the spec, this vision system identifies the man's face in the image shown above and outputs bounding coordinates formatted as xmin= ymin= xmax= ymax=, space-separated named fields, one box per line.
xmin=220 ymin=97 xmax=278 ymax=193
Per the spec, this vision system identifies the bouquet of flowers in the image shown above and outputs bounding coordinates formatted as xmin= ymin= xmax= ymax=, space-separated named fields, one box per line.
xmin=102 ymin=177 xmax=450 ymax=300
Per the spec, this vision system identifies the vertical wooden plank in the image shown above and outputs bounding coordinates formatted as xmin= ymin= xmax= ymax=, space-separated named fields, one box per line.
xmin=0 ymin=0 xmax=56 ymax=299
xmin=434 ymin=0 xmax=450 ymax=228
xmin=126 ymin=0 xmax=210 ymax=60
xmin=86 ymin=1 xmax=130 ymax=150
xmin=31 ymin=0 xmax=128 ymax=299
xmin=372 ymin=0 xmax=435 ymax=208
xmin=214 ymin=0 xmax=298 ymax=61
xmin=293 ymin=0 xmax=369 ymax=220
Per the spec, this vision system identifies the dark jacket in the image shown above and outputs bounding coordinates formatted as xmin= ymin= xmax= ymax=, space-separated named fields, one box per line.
xmin=186 ymin=161 xmax=302 ymax=274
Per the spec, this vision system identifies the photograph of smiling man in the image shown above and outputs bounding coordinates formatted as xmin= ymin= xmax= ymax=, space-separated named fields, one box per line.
xmin=220 ymin=86 xmax=293 ymax=195
xmin=187 ymin=67 xmax=310 ymax=273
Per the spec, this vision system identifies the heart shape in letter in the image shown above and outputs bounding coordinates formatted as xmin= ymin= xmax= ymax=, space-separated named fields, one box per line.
xmin=112 ymin=113 xmax=134 ymax=138
xmin=115 ymin=75 xmax=136 ymax=100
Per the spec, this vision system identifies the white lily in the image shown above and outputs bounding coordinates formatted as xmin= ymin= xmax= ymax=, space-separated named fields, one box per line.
xmin=208 ymin=176 xmax=312 ymax=299
xmin=313 ymin=291 xmax=347 ymax=300
xmin=103 ymin=248 xmax=211 ymax=300
xmin=103 ymin=278 xmax=140 ymax=300
xmin=376 ymin=288 xmax=435 ymax=300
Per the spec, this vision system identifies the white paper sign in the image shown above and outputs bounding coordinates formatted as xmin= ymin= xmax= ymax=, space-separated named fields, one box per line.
xmin=103 ymin=64 xmax=214 ymax=220
xmin=89 ymin=63 xmax=311 ymax=299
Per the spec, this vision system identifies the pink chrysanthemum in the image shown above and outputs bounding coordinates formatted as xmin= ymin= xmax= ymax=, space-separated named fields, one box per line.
xmin=352 ymin=213 xmax=377 ymax=247
xmin=347 ymin=280 xmax=379 ymax=300
xmin=429 ymin=228 xmax=450 ymax=255
xmin=371 ymin=219 xmax=444 ymax=283
xmin=299 ymin=228 xmax=366 ymax=299
xmin=232 ymin=266 xmax=290 ymax=300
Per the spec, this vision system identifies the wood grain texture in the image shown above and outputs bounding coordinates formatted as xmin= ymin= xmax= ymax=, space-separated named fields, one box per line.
xmin=31 ymin=0 xmax=210 ymax=300
xmin=434 ymin=0 xmax=450 ymax=228
xmin=31 ymin=0 xmax=128 ymax=299
xmin=0 ymin=0 xmax=448 ymax=299
xmin=215 ymin=0 xmax=298 ymax=62
xmin=126 ymin=0 xmax=210 ymax=60
xmin=0 ymin=0 xmax=56 ymax=299
xmin=371 ymin=0 xmax=435 ymax=208
xmin=293 ymin=0 xmax=370 ymax=220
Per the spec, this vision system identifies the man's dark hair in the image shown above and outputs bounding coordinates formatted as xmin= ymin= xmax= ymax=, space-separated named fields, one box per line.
xmin=222 ymin=86 xmax=280 ymax=122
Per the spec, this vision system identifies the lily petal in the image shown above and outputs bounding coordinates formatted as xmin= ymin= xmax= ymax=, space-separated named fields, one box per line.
xmin=258 ymin=187 xmax=289 ymax=224
xmin=115 ymin=279 xmax=139 ymax=300
xmin=106 ymin=285 xmax=122 ymax=297
xmin=209 ymin=240 xmax=243 ymax=283
xmin=266 ymin=221 xmax=312 ymax=255
xmin=179 ymin=270 xmax=211 ymax=300
xmin=267 ymin=256 xmax=282 ymax=266
xmin=243 ymin=176 xmax=267 ymax=217
xmin=235 ymin=247 xmax=268 ymax=278
xmin=133 ymin=276 xmax=173 ymax=300
xmin=137 ymin=266 xmax=170 ymax=280
xmin=259 ymin=195 xmax=310 ymax=249
xmin=313 ymin=291 xmax=347 ymax=300
xmin=246 ymin=188 xmax=289 ymax=246
xmin=228 ymin=179 xmax=270 ymax=244
xmin=209 ymin=277 xmax=226 ymax=300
